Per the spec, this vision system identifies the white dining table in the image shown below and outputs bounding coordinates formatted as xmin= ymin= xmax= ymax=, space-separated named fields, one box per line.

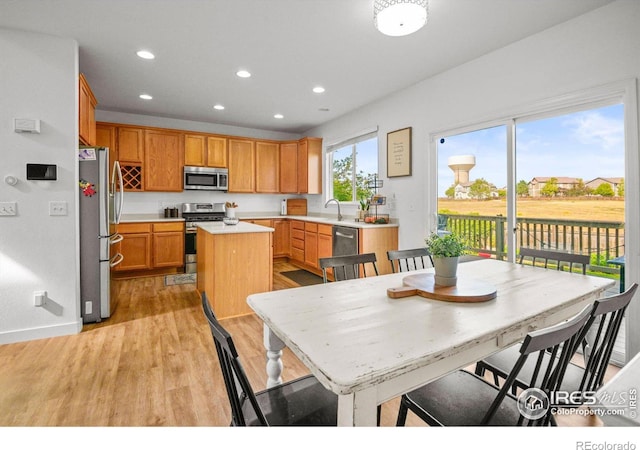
xmin=247 ymin=259 xmax=614 ymax=426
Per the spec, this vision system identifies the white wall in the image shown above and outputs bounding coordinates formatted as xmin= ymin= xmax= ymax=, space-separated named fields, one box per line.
xmin=0 ymin=28 xmax=81 ymax=344
xmin=306 ymin=0 xmax=640 ymax=359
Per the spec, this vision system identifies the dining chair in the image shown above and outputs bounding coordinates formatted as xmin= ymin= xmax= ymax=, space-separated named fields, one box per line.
xmin=396 ymin=303 xmax=593 ymax=426
xmin=518 ymin=247 xmax=590 ymax=274
xmin=387 ymin=248 xmax=433 ymax=273
xmin=474 ymin=283 xmax=637 ymax=404
xmin=201 ymin=292 xmax=338 ymax=426
xmin=318 ymin=252 xmax=378 ymax=283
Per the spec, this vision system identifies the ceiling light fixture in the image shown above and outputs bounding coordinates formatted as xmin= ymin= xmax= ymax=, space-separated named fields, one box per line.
xmin=213 ymin=104 xmax=225 ymax=110
xmin=274 ymin=114 xmax=284 ymax=119
xmin=312 ymin=86 xmax=325 ymax=94
xmin=136 ymin=50 xmax=155 ymax=59
xmin=374 ymin=0 xmax=428 ymax=37
xmin=236 ymin=70 xmax=251 ymax=78
xmin=139 ymin=94 xmax=153 ymax=100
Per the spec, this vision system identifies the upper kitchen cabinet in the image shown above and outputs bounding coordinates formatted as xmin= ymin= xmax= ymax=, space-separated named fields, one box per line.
xmin=228 ymin=138 xmax=255 ymax=193
xmin=184 ymin=134 xmax=227 ymax=168
xmin=78 ymin=73 xmax=97 ymax=146
xmin=145 ymin=129 xmax=184 ymax=191
xmin=279 ymin=141 xmax=298 ymax=193
xmin=298 ymin=137 xmax=322 ymax=194
xmin=255 ymin=141 xmax=280 ymax=193
xmin=95 ymin=123 xmax=117 ymax=175
xmin=117 ymin=126 xmax=145 ymax=191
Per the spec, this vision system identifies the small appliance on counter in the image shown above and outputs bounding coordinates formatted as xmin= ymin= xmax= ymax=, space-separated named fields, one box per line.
xmin=182 ymin=202 xmax=226 ymax=273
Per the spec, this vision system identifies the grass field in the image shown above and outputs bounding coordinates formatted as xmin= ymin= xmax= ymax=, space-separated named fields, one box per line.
xmin=438 ymin=198 xmax=625 ymax=222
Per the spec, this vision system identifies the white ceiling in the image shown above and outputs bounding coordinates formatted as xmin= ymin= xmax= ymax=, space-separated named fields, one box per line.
xmin=1 ymin=0 xmax=614 ymax=134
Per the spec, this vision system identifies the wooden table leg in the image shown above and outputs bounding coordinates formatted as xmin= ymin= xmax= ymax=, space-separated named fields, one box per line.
xmin=263 ymin=324 xmax=285 ymax=388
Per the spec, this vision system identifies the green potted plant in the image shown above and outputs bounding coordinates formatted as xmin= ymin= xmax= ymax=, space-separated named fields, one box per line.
xmin=358 ymin=197 xmax=370 ymax=221
xmin=425 ymin=232 xmax=467 ymax=286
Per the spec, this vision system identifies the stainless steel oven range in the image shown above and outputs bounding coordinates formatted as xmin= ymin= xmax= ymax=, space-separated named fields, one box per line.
xmin=182 ymin=202 xmax=225 ymax=273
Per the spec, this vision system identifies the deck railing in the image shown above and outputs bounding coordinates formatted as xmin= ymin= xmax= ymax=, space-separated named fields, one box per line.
xmin=441 ymin=214 xmax=625 ymax=273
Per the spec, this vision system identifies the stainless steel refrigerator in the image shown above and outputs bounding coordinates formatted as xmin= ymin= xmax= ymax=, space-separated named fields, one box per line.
xmin=79 ymin=147 xmax=124 ymax=323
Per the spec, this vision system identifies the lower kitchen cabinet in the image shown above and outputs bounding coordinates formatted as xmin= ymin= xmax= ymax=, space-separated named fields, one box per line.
xmin=304 ymin=222 xmax=318 ymax=268
xmin=290 ymin=220 xmax=305 ymax=263
xmin=114 ymin=221 xmax=184 ymax=276
xmin=273 ymin=219 xmax=290 ymax=257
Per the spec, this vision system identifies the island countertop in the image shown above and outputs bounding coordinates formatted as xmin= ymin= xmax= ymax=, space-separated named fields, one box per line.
xmin=196 ymin=221 xmax=274 ymax=234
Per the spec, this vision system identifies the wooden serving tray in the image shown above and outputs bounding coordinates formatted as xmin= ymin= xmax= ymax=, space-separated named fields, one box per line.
xmin=387 ymin=273 xmax=497 ymax=303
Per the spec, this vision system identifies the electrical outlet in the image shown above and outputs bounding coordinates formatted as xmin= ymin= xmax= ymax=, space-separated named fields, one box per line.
xmin=0 ymin=202 xmax=17 ymax=216
xmin=85 ymin=301 xmax=92 ymax=315
xmin=49 ymin=201 xmax=68 ymax=216
xmin=34 ymin=290 xmax=47 ymax=307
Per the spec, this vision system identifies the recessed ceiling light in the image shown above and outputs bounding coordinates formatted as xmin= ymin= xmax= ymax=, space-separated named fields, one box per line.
xmin=236 ymin=70 xmax=251 ymax=78
xmin=274 ymin=114 xmax=284 ymax=119
xmin=136 ymin=50 xmax=155 ymax=60
xmin=213 ymin=104 xmax=225 ymax=110
xmin=312 ymin=86 xmax=325 ymax=93
xmin=139 ymin=94 xmax=153 ymax=100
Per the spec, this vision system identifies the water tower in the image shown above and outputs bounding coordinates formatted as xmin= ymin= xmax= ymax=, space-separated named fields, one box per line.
xmin=448 ymin=155 xmax=476 ymax=184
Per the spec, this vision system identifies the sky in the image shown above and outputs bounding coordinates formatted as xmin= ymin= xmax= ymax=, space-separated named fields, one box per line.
xmin=436 ymin=103 xmax=625 ymax=196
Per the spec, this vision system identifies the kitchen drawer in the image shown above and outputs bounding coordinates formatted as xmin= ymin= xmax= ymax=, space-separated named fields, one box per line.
xmin=118 ymin=223 xmax=152 ymax=233
xmin=318 ymin=224 xmax=332 ymax=236
xmin=153 ymin=222 xmax=184 ymax=232
xmin=291 ymin=237 xmax=305 ymax=250
xmin=305 ymin=222 xmax=318 ymax=233
xmin=291 ymin=220 xmax=305 ymax=231
xmin=291 ymin=229 xmax=305 ymax=241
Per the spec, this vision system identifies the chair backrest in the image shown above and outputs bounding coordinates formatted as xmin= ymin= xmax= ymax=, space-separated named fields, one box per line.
xmin=518 ymin=247 xmax=590 ymax=274
xmin=482 ymin=304 xmax=593 ymax=426
xmin=577 ymin=282 xmax=637 ymax=394
xmin=387 ymin=248 xmax=433 ymax=273
xmin=318 ymin=252 xmax=378 ymax=282
xmin=202 ymin=293 xmax=267 ymax=426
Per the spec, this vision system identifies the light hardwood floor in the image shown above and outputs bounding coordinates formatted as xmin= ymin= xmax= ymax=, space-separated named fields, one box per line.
xmin=0 ymin=261 xmax=611 ymax=426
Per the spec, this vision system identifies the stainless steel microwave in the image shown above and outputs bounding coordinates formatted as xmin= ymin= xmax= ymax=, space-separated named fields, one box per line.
xmin=184 ymin=166 xmax=228 ymax=191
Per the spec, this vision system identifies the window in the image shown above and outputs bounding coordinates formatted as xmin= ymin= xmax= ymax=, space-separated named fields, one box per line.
xmin=327 ymin=131 xmax=378 ymax=202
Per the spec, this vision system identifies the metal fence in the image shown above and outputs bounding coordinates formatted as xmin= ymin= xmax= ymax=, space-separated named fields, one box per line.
xmin=441 ymin=214 xmax=625 ymax=272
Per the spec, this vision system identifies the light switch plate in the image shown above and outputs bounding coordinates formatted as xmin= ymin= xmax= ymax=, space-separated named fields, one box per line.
xmin=49 ymin=201 xmax=68 ymax=216
xmin=0 ymin=202 xmax=17 ymax=216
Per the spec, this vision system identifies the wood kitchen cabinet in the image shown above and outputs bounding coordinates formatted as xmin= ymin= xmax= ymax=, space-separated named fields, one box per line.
xmin=359 ymin=226 xmax=399 ymax=276
xmin=114 ymin=221 xmax=185 ymax=276
xmin=184 ymin=134 xmax=227 ymax=168
xmin=297 ymin=137 xmax=322 ymax=194
xmin=279 ymin=141 xmax=298 ymax=193
xmin=304 ymin=222 xmax=319 ymax=268
xmin=117 ymin=126 xmax=145 ymax=191
xmin=255 ymin=141 xmax=280 ymax=193
xmin=290 ymin=220 xmax=305 ymax=263
xmin=273 ymin=219 xmax=290 ymax=258
xmin=228 ymin=138 xmax=255 ymax=193
xmin=95 ymin=123 xmax=117 ymax=176
xmin=144 ymin=129 xmax=184 ymax=191
xmin=79 ymin=73 xmax=97 ymax=146
xmin=114 ymin=223 xmax=152 ymax=272
xmin=152 ymin=222 xmax=184 ymax=268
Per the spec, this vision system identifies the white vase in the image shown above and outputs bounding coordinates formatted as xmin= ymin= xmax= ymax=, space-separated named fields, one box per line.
xmin=433 ymin=256 xmax=459 ymax=286
xmin=227 ymin=208 xmax=236 ymax=219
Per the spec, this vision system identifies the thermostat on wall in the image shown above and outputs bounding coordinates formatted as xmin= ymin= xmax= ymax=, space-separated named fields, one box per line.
xmin=14 ymin=118 xmax=41 ymax=133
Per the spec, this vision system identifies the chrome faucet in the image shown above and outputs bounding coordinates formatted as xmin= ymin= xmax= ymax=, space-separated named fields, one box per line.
xmin=324 ymin=198 xmax=343 ymax=221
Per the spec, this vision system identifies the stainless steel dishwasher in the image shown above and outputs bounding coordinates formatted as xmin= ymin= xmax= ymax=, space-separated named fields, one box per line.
xmin=332 ymin=225 xmax=358 ymax=256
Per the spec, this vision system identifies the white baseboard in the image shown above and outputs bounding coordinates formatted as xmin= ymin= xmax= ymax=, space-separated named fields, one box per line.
xmin=0 ymin=320 xmax=83 ymax=345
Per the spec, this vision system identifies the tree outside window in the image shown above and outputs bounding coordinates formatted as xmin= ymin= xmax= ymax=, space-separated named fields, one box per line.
xmin=330 ymin=136 xmax=378 ymax=202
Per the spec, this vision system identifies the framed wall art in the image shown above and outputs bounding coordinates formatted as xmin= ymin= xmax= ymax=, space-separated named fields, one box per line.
xmin=387 ymin=127 xmax=412 ymax=177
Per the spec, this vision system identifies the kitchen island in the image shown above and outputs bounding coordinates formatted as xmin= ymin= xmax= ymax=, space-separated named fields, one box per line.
xmin=197 ymin=221 xmax=273 ymax=319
